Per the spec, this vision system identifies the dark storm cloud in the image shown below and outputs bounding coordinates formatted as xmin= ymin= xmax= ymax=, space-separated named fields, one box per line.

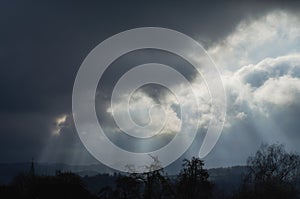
xmin=1 ymin=0 xmax=300 ymax=113
xmin=0 ymin=112 xmax=52 ymax=162
xmin=95 ymin=48 xmax=197 ymax=114
xmin=1 ymin=0 xmax=300 ymax=167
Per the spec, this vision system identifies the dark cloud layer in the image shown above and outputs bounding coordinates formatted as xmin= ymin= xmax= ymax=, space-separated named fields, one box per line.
xmin=1 ymin=0 xmax=300 ymax=169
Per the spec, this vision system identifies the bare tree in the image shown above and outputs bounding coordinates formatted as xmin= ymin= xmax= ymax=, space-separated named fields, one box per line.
xmin=247 ymin=143 xmax=300 ymax=183
xmin=237 ymin=143 xmax=300 ymax=199
xmin=114 ymin=175 xmax=142 ymax=199
xmin=129 ymin=155 xmax=175 ymax=199
xmin=176 ymin=157 xmax=212 ymax=199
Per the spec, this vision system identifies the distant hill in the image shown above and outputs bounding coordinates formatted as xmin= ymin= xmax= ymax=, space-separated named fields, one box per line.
xmin=209 ymin=166 xmax=249 ymax=195
xmin=81 ymin=166 xmax=249 ymax=194
xmin=0 ymin=162 xmax=115 ymax=184
xmin=0 ymin=162 xmax=249 ymax=195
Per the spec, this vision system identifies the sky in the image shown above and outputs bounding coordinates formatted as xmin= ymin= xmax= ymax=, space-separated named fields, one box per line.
xmin=1 ymin=0 xmax=300 ymax=171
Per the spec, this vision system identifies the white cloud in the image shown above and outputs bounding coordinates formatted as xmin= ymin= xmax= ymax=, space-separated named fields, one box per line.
xmin=105 ymin=74 xmax=215 ymax=142
xmin=102 ymin=10 xmax=300 ymax=166
xmin=204 ymin=9 xmax=300 ymax=120
xmin=107 ymin=90 xmax=181 ymax=138
xmin=222 ymin=54 xmax=300 ymax=117
xmin=209 ymin=10 xmax=300 ymax=71
xmin=52 ymin=114 xmax=68 ymax=135
xmin=254 ymin=75 xmax=300 ymax=106
xmin=199 ymin=10 xmax=300 ymax=167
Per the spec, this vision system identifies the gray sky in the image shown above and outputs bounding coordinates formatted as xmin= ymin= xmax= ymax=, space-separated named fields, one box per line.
xmin=1 ymin=0 xmax=300 ymax=172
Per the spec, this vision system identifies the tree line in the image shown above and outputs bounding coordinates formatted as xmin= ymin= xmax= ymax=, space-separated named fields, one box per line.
xmin=0 ymin=143 xmax=300 ymax=199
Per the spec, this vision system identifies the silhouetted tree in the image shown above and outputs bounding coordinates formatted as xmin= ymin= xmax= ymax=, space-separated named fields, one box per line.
xmin=98 ymin=186 xmax=114 ymax=199
xmin=176 ymin=157 xmax=212 ymax=199
xmin=236 ymin=143 xmax=300 ymax=199
xmin=113 ymin=175 xmax=142 ymax=199
xmin=248 ymin=143 xmax=300 ymax=182
xmin=8 ymin=171 xmax=97 ymax=199
xmin=124 ymin=155 xmax=175 ymax=199
xmin=139 ymin=168 xmax=174 ymax=199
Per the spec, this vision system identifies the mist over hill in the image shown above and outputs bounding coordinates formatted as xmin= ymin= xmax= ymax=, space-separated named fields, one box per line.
xmin=0 ymin=162 xmax=247 ymax=195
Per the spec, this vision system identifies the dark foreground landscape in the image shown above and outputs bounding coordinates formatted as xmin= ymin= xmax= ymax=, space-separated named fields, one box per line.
xmin=0 ymin=144 xmax=300 ymax=199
